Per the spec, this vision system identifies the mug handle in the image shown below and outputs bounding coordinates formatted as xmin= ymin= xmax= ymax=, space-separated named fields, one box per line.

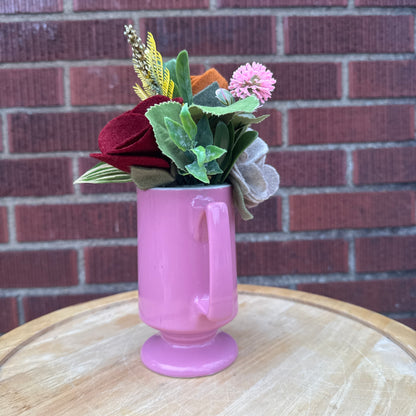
xmin=195 ymin=201 xmax=235 ymax=322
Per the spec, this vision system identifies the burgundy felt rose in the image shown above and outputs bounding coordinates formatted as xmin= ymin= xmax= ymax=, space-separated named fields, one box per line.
xmin=90 ymin=95 xmax=182 ymax=173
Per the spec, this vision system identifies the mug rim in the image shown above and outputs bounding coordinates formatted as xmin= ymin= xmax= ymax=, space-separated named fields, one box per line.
xmin=140 ymin=184 xmax=232 ymax=191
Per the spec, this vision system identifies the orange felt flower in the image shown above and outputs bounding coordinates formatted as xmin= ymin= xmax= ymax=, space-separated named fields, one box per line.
xmin=190 ymin=68 xmax=228 ymax=95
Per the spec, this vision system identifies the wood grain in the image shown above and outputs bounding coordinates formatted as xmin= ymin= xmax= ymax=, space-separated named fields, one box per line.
xmin=1 ymin=285 xmax=415 ymax=415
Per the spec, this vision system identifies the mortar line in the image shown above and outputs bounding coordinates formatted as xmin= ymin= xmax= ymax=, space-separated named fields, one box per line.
xmin=1 ymin=225 xmax=415 ymax=252
xmin=63 ymin=0 xmax=73 ymax=13
xmin=2 ymin=52 xmax=416 ymax=70
xmin=1 ymin=112 xmax=8 ymax=155
xmin=6 ymin=203 xmax=17 ymax=245
xmin=0 ymin=270 xmax=414 ymax=299
xmin=72 ymin=156 xmax=82 ymax=197
xmin=77 ymin=247 xmax=86 ymax=286
xmin=1 ymin=98 xmax=415 ymax=116
xmin=281 ymin=195 xmax=290 ymax=234
xmin=1 ymin=8 xmax=415 ymax=23
xmin=341 ymin=60 xmax=350 ymax=102
xmin=348 ymin=234 xmax=356 ymax=278
xmin=16 ymin=296 xmax=26 ymax=326
xmin=2 ymin=180 xmax=416 ymax=207
xmin=345 ymin=149 xmax=354 ymax=187
xmin=0 ymin=283 xmax=139 ymax=298
xmin=276 ymin=15 xmax=285 ymax=57
xmin=63 ymin=66 xmax=72 ymax=108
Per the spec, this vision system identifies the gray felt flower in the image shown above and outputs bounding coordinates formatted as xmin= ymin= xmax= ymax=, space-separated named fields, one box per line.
xmin=229 ymin=136 xmax=279 ymax=220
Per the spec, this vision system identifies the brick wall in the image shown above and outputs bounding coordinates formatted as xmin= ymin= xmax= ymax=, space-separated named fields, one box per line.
xmin=1 ymin=0 xmax=415 ymax=334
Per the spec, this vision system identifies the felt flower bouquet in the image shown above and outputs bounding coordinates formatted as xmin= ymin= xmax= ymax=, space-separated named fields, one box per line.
xmin=76 ymin=25 xmax=279 ymax=220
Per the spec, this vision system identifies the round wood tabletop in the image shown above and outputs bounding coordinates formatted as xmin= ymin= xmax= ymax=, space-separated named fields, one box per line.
xmin=1 ymin=285 xmax=415 ymax=415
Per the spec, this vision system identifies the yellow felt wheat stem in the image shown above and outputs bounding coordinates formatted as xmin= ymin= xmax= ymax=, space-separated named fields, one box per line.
xmin=124 ymin=25 xmax=175 ymax=100
xmin=163 ymin=67 xmax=174 ymax=98
xmin=124 ymin=25 xmax=159 ymax=99
xmin=144 ymin=34 xmax=174 ymax=98
xmin=133 ymin=83 xmax=149 ymax=101
xmin=145 ymin=33 xmax=163 ymax=95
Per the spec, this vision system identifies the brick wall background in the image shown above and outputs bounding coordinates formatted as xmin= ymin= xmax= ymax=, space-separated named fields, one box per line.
xmin=1 ymin=0 xmax=415 ymax=334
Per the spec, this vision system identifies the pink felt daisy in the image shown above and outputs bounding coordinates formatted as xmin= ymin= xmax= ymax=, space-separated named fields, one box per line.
xmin=229 ymin=62 xmax=276 ymax=104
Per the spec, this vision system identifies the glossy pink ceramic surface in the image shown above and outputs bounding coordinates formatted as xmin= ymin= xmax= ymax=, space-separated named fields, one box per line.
xmin=136 ymin=185 xmax=238 ymax=377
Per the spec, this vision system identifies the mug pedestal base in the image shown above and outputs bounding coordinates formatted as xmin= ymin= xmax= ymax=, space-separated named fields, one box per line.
xmin=141 ymin=331 xmax=238 ymax=378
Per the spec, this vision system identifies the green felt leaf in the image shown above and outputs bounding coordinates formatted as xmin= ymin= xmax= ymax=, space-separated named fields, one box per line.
xmin=164 ymin=116 xmax=194 ymax=151
xmin=74 ymin=162 xmax=132 ymax=184
xmin=194 ymin=116 xmax=213 ymax=147
xmin=205 ymin=160 xmax=223 ymax=176
xmin=180 ymin=103 xmax=197 ymax=140
xmin=205 ymin=145 xmax=226 ymax=163
xmin=231 ymin=179 xmax=253 ymax=220
xmin=222 ymin=129 xmax=258 ymax=180
xmin=175 ymin=50 xmax=193 ymax=104
xmin=165 ymin=59 xmax=177 ymax=82
xmin=189 ymin=95 xmax=259 ymax=117
xmin=213 ymin=120 xmax=229 ymax=147
xmin=191 ymin=146 xmax=206 ymax=167
xmin=185 ymin=160 xmax=209 ymax=183
xmin=213 ymin=121 xmax=230 ymax=162
xmin=145 ymin=101 xmax=190 ymax=170
xmin=130 ymin=166 xmax=175 ymax=190
xmin=164 ymin=59 xmax=180 ymax=98
xmin=193 ymin=82 xmax=224 ymax=107
xmin=231 ymin=112 xmax=269 ymax=128
xmin=227 ymin=120 xmax=236 ymax=146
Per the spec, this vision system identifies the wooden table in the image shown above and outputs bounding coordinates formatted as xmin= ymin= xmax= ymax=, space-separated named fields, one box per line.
xmin=1 ymin=285 xmax=415 ymax=415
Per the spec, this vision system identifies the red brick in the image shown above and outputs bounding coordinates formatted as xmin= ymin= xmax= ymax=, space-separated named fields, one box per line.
xmin=354 ymin=147 xmax=416 ymax=185
xmin=267 ymin=150 xmax=346 ymax=187
xmin=397 ymin=317 xmax=416 ymax=330
xmin=0 ymin=298 xmax=19 ymax=333
xmin=237 ymin=239 xmax=348 ymax=275
xmin=356 ymin=235 xmax=416 ymax=273
xmin=219 ymin=0 xmax=346 ymax=5
xmin=356 ymin=0 xmax=416 ymax=5
xmin=0 ymin=0 xmax=63 ymax=13
xmin=85 ymin=246 xmax=137 ymax=283
xmin=0 ymin=158 xmax=73 ymax=197
xmin=298 ymin=278 xmax=416 ymax=314
xmin=0 ymin=68 xmax=63 ymax=108
xmin=70 ymin=66 xmax=138 ymax=106
xmin=71 ymin=61 xmax=203 ymax=107
xmin=80 ymin=182 xmax=136 ymax=195
xmin=216 ymin=62 xmax=341 ymax=101
xmin=289 ymin=105 xmax=414 ymax=145
xmin=0 ymin=207 xmax=8 ymax=243
xmin=8 ymin=111 xmax=120 ymax=153
xmin=23 ymin=293 xmax=113 ymax=322
xmin=0 ymin=250 xmax=78 ymax=287
xmin=350 ymin=60 xmax=416 ymax=98
xmin=290 ymin=191 xmax=415 ymax=231
xmin=74 ymin=0 xmax=209 ymax=10
xmin=255 ymin=109 xmax=282 ymax=147
xmin=0 ymin=20 xmax=129 ymax=63
xmin=141 ymin=16 xmax=276 ymax=56
xmin=284 ymin=16 xmax=414 ymax=55
xmin=189 ymin=64 xmax=206 ymax=76
xmin=15 ymin=202 xmax=137 ymax=241
xmin=78 ymin=158 xmax=137 ymax=194
xmin=236 ymin=197 xmax=281 ymax=233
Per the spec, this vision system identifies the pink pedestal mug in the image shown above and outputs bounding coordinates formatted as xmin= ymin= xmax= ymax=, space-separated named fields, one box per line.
xmin=136 ymin=184 xmax=238 ymax=378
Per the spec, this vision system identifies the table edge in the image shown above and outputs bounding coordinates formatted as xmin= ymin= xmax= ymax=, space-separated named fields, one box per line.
xmin=1 ymin=284 xmax=415 ymax=365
